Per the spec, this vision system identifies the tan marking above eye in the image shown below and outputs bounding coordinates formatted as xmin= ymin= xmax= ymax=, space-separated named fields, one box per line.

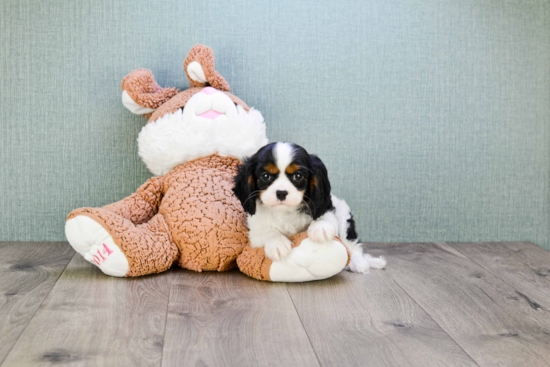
xmin=248 ymin=175 xmax=254 ymax=185
xmin=286 ymin=164 xmax=300 ymax=174
xmin=264 ymin=163 xmax=279 ymax=174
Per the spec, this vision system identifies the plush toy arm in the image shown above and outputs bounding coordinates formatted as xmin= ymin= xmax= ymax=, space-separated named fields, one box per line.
xmin=102 ymin=176 xmax=165 ymax=225
xmin=237 ymin=232 xmax=351 ymax=282
xmin=121 ymin=69 xmax=179 ymax=116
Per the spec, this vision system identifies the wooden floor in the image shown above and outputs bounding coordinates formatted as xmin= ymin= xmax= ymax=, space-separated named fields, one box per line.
xmin=1 ymin=242 xmax=550 ymax=366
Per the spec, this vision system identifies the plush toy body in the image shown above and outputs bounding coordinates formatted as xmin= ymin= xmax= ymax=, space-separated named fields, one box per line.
xmin=65 ymin=45 xmax=350 ymax=281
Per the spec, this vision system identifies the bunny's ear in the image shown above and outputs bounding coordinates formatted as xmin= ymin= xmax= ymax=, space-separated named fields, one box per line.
xmin=121 ymin=69 xmax=178 ymax=116
xmin=183 ymin=45 xmax=230 ymax=91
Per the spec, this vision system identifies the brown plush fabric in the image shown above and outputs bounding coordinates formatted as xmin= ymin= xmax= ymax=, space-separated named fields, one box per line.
xmin=161 ymin=155 xmax=248 ymax=272
xmin=147 ymin=87 xmax=202 ymax=123
xmin=183 ymin=44 xmax=230 ymax=91
xmin=289 ymin=232 xmax=309 ymax=247
xmin=121 ymin=69 xmax=179 ymax=110
xmin=103 ymin=176 xmax=164 ymax=225
xmin=237 ymin=246 xmax=273 ymax=281
xmin=68 ymin=154 xmax=249 ymax=277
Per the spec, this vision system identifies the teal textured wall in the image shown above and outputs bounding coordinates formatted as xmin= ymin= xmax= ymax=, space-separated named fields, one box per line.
xmin=1 ymin=0 xmax=549 ymax=249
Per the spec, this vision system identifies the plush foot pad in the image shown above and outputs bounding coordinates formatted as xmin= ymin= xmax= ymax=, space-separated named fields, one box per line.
xmin=268 ymin=237 xmax=349 ymax=282
xmin=65 ymin=215 xmax=129 ymax=277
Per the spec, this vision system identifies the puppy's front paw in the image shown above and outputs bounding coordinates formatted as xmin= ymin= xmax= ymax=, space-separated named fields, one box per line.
xmin=308 ymin=221 xmax=337 ymax=243
xmin=265 ymin=237 xmax=293 ymax=261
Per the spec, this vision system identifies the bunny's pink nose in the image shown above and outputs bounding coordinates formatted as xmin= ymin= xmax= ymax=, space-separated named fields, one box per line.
xmin=201 ymin=87 xmax=218 ymax=95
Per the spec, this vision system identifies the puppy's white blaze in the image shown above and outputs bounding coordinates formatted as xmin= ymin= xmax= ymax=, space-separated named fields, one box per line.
xmin=274 ymin=142 xmax=294 ymax=171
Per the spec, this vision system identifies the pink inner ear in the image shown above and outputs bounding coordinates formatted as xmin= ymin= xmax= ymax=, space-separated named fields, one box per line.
xmin=198 ymin=110 xmax=223 ymax=119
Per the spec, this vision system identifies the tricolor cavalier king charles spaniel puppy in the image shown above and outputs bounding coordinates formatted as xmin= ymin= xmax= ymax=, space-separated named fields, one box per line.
xmin=233 ymin=142 xmax=386 ymax=273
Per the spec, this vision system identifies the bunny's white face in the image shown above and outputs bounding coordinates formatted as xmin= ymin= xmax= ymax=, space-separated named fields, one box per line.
xmin=136 ymin=87 xmax=267 ymax=176
xmin=182 ymin=87 xmax=238 ymax=124
xmin=120 ymin=48 xmax=269 ymax=176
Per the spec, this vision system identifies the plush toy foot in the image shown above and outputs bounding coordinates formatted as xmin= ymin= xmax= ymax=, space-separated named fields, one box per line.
xmin=237 ymin=232 xmax=350 ymax=282
xmin=65 ymin=215 xmax=129 ymax=277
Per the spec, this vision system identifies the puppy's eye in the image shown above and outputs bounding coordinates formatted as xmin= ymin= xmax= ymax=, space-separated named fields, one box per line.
xmin=260 ymin=172 xmax=272 ymax=181
xmin=292 ymin=173 xmax=303 ymax=182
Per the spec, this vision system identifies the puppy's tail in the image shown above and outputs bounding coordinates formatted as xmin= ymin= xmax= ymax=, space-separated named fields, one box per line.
xmin=331 ymin=194 xmax=387 ymax=272
xmin=363 ymin=253 xmax=387 ymax=269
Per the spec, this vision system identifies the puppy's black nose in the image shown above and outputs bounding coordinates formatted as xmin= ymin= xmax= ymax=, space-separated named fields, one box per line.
xmin=276 ymin=190 xmax=288 ymax=201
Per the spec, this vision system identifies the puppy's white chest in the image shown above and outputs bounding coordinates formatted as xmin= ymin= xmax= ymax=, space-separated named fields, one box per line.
xmin=271 ymin=210 xmax=312 ymax=236
xmin=248 ymin=206 xmax=312 ymax=238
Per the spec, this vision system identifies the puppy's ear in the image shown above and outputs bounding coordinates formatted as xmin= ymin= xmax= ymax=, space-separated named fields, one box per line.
xmin=307 ymin=155 xmax=333 ymax=220
xmin=232 ymin=157 xmax=258 ymax=215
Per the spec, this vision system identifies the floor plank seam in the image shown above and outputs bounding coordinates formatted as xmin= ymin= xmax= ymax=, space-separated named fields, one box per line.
xmin=380 ymin=261 xmax=482 ymax=367
xmin=159 ymin=269 xmax=175 ymax=367
xmin=448 ymin=244 xmax=550 ymax=313
xmin=284 ymin=284 xmax=323 ymax=367
xmin=0 ymin=251 xmax=76 ymax=367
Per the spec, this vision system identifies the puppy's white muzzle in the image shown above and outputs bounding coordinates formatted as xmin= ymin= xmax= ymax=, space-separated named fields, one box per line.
xmin=260 ymin=176 xmax=304 ymax=209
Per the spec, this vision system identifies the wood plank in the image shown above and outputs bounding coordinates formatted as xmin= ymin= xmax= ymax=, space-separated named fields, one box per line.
xmin=366 ymin=242 xmax=550 ymax=367
xmin=2 ymin=254 xmax=172 ymax=367
xmin=162 ymin=269 xmax=319 ymax=367
xmin=286 ymin=269 xmax=477 ymax=367
xmin=0 ymin=242 xmax=74 ymax=364
xmin=448 ymin=242 xmax=550 ymax=310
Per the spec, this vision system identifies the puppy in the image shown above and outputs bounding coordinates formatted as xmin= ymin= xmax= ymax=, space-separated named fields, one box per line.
xmin=232 ymin=142 xmax=386 ymax=273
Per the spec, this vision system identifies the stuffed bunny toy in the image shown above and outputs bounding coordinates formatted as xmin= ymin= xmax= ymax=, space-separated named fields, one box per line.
xmin=65 ymin=45 xmax=350 ymax=281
